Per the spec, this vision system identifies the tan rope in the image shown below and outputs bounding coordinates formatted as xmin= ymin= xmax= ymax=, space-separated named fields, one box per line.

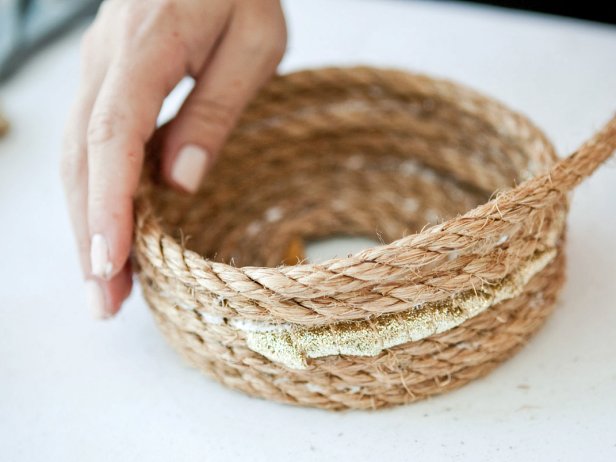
xmin=133 ymin=66 xmax=616 ymax=410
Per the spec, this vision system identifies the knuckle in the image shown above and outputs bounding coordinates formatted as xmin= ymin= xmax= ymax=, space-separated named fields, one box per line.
xmin=87 ymin=112 xmax=116 ymax=148
xmin=185 ymin=97 xmax=237 ymax=136
xmin=117 ymin=0 xmax=187 ymax=67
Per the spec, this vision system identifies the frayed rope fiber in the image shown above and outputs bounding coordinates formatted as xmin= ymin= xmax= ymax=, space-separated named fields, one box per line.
xmin=133 ymin=66 xmax=616 ymax=411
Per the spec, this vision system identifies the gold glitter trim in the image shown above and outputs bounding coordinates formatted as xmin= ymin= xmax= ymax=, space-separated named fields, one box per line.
xmin=241 ymin=249 xmax=557 ymax=370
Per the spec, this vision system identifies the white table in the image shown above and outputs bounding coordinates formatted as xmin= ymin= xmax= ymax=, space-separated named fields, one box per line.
xmin=1 ymin=1 xmax=615 ymax=460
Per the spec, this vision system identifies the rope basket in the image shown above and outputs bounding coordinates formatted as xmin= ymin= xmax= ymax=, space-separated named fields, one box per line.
xmin=134 ymin=66 xmax=616 ymax=411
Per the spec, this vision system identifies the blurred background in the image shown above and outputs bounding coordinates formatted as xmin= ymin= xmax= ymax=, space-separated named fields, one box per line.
xmin=0 ymin=0 xmax=614 ymax=83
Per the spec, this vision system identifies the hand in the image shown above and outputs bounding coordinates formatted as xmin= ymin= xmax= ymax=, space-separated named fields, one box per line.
xmin=60 ymin=0 xmax=287 ymax=319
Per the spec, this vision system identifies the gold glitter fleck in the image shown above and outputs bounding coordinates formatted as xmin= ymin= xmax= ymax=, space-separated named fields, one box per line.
xmin=241 ymin=249 xmax=557 ymax=370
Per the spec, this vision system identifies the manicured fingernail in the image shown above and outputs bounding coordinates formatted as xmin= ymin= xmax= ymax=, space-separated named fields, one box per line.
xmin=171 ymin=144 xmax=208 ymax=193
xmin=86 ymin=280 xmax=109 ymax=320
xmin=90 ymin=233 xmax=112 ymax=279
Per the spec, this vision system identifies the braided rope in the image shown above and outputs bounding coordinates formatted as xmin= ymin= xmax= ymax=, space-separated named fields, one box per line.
xmin=133 ymin=67 xmax=616 ymax=410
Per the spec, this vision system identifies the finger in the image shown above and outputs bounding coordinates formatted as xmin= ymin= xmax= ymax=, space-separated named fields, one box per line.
xmin=160 ymin=1 xmax=287 ymax=193
xmin=62 ymin=84 xmax=99 ymax=276
xmin=86 ymin=262 xmax=133 ymax=320
xmin=62 ymin=30 xmax=135 ymax=318
xmin=64 ymin=87 xmax=135 ymax=318
xmin=61 ymin=25 xmax=109 ymax=276
xmin=86 ymin=42 xmax=187 ymax=283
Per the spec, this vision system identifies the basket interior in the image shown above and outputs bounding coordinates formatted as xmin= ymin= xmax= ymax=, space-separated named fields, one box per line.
xmin=143 ymin=71 xmax=555 ymax=268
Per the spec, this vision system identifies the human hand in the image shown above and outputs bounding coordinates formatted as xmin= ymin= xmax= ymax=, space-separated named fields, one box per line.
xmin=61 ymin=0 xmax=287 ymax=319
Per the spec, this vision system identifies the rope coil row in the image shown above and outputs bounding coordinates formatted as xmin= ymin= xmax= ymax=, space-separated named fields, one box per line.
xmin=134 ymin=67 xmax=616 ymax=410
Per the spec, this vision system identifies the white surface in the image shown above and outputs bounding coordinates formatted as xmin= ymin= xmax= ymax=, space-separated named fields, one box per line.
xmin=1 ymin=1 xmax=616 ymax=460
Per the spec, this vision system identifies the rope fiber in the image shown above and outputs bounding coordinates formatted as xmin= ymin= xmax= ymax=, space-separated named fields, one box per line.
xmin=133 ymin=67 xmax=616 ymax=410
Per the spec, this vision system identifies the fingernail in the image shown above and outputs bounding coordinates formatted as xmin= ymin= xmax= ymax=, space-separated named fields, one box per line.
xmin=90 ymin=233 xmax=112 ymax=279
xmin=86 ymin=280 xmax=109 ymax=320
xmin=171 ymin=144 xmax=208 ymax=193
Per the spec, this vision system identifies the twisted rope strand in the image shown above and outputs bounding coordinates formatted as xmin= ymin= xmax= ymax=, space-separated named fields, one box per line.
xmin=134 ymin=67 xmax=614 ymax=410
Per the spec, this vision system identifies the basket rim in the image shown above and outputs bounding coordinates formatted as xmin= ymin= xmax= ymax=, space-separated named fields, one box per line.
xmin=135 ymin=66 xmax=559 ymax=275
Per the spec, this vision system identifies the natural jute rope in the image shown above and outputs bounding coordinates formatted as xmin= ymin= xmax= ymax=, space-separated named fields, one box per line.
xmin=133 ymin=67 xmax=616 ymax=411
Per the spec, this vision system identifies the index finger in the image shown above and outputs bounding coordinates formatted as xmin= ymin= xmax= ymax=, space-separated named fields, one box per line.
xmin=86 ymin=45 xmax=186 ymax=281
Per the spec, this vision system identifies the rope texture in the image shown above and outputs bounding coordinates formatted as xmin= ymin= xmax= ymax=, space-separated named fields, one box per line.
xmin=133 ymin=66 xmax=616 ymax=410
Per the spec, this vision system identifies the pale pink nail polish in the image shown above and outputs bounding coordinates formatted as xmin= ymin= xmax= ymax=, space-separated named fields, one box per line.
xmin=90 ymin=234 xmax=112 ymax=279
xmin=86 ymin=280 xmax=109 ymax=320
xmin=171 ymin=144 xmax=208 ymax=193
